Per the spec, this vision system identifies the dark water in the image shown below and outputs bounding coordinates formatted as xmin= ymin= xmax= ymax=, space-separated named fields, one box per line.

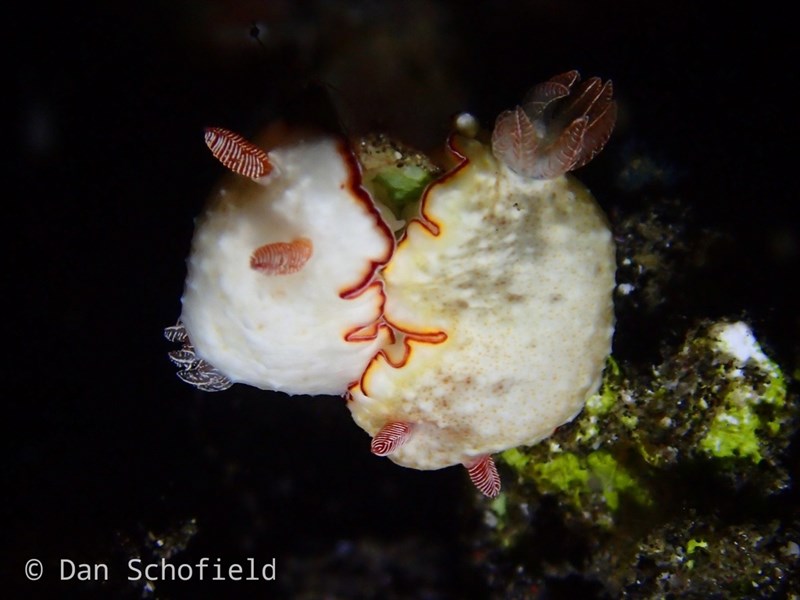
xmin=8 ymin=2 xmax=797 ymax=598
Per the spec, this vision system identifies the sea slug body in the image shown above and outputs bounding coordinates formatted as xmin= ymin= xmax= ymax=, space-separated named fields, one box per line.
xmin=347 ymin=72 xmax=617 ymax=495
xmin=171 ymin=126 xmax=394 ymax=395
xmin=167 ymin=72 xmax=617 ymax=498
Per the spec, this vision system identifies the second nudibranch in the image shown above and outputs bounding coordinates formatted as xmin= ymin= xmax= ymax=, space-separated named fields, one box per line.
xmin=170 ymin=126 xmax=394 ymax=395
xmin=347 ymin=71 xmax=618 ymax=496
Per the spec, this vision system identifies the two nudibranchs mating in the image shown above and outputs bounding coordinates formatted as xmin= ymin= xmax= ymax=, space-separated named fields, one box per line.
xmin=167 ymin=71 xmax=617 ymax=497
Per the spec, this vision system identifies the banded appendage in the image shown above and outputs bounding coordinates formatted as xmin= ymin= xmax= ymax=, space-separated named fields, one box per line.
xmin=464 ymin=455 xmax=501 ymax=498
xmin=369 ymin=421 xmax=501 ymax=497
xmin=164 ymin=322 xmax=233 ymax=392
xmin=204 ymin=127 xmax=273 ymax=179
xmin=491 ymin=70 xmax=617 ymax=179
xmin=370 ymin=422 xmax=414 ymax=456
xmin=250 ymin=238 xmax=313 ymax=275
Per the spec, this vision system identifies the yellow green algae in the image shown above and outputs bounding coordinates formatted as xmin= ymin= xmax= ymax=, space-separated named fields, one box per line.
xmin=497 ymin=321 xmax=793 ymax=504
xmin=695 ymin=322 xmax=788 ymax=463
xmin=685 ymin=538 xmax=709 ymax=570
xmin=355 ymin=133 xmax=440 ymax=222
xmin=501 ymin=447 xmax=650 ymax=517
xmin=480 ymin=320 xmax=798 ymax=598
xmin=686 ymin=538 xmax=709 ymax=554
xmin=372 ymin=164 xmax=435 ymax=209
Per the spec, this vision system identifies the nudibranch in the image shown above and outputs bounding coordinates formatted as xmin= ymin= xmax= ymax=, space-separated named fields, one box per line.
xmin=167 ymin=125 xmax=394 ymax=395
xmin=347 ymin=71 xmax=617 ymax=496
xmin=166 ymin=71 xmax=617 ymax=498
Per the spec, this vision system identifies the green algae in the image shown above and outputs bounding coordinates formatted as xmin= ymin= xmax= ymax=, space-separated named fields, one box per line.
xmin=586 ymin=451 xmax=651 ymax=511
xmin=697 ymin=324 xmax=790 ymax=464
xmin=700 ymin=403 xmax=764 ymax=462
xmin=372 ymin=165 xmax=434 ymax=210
xmin=501 ymin=448 xmax=650 ymax=515
xmin=532 ymin=452 xmax=589 ymax=508
xmin=686 ymin=538 xmax=709 ymax=554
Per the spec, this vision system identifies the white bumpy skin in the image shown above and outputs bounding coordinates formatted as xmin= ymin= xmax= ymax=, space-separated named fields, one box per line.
xmin=179 ymin=134 xmax=394 ymax=395
xmin=348 ymin=135 xmax=616 ymax=470
xmin=169 ymin=71 xmax=616 ymax=497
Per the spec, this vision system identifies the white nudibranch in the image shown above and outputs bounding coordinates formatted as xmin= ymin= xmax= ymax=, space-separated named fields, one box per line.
xmin=167 ymin=71 xmax=617 ymax=498
xmin=348 ymin=71 xmax=617 ymax=496
xmin=169 ymin=126 xmax=394 ymax=395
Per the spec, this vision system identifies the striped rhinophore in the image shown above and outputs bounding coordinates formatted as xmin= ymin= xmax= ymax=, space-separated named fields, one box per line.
xmin=250 ymin=238 xmax=313 ymax=275
xmin=370 ymin=422 xmax=414 ymax=456
xmin=204 ymin=127 xmax=273 ymax=179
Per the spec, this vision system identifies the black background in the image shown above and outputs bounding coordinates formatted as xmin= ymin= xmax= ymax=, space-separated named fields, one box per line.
xmin=8 ymin=1 xmax=797 ymax=598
